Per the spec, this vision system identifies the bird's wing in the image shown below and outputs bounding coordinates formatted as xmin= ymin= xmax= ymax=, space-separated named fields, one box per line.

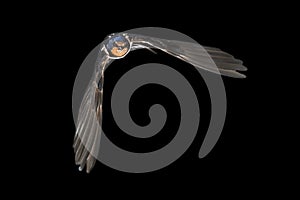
xmin=130 ymin=34 xmax=247 ymax=78
xmin=73 ymin=45 xmax=112 ymax=173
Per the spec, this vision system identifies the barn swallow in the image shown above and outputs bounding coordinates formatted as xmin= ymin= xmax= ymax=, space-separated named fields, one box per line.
xmin=73 ymin=32 xmax=247 ymax=173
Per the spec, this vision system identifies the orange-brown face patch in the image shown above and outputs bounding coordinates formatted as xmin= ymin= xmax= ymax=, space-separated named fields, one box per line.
xmin=110 ymin=47 xmax=128 ymax=57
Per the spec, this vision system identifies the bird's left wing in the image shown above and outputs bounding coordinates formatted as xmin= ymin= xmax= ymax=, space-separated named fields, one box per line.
xmin=129 ymin=34 xmax=247 ymax=78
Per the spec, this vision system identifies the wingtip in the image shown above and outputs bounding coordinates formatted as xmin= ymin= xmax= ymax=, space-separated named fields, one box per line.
xmin=234 ymin=72 xmax=247 ymax=78
xmin=86 ymin=155 xmax=96 ymax=173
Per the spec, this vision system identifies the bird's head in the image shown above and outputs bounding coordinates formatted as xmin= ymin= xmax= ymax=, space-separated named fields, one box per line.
xmin=105 ymin=33 xmax=131 ymax=59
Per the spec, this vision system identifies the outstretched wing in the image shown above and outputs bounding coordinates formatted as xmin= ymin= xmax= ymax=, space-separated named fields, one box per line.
xmin=73 ymin=45 xmax=112 ymax=173
xmin=130 ymin=34 xmax=247 ymax=78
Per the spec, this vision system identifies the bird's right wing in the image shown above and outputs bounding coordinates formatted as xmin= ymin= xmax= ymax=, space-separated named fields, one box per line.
xmin=73 ymin=45 xmax=112 ymax=173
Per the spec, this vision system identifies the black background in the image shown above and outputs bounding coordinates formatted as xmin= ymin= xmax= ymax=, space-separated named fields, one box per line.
xmin=10 ymin=1 xmax=292 ymax=195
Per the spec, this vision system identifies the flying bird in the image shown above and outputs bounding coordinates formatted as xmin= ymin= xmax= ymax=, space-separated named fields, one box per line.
xmin=73 ymin=32 xmax=247 ymax=173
